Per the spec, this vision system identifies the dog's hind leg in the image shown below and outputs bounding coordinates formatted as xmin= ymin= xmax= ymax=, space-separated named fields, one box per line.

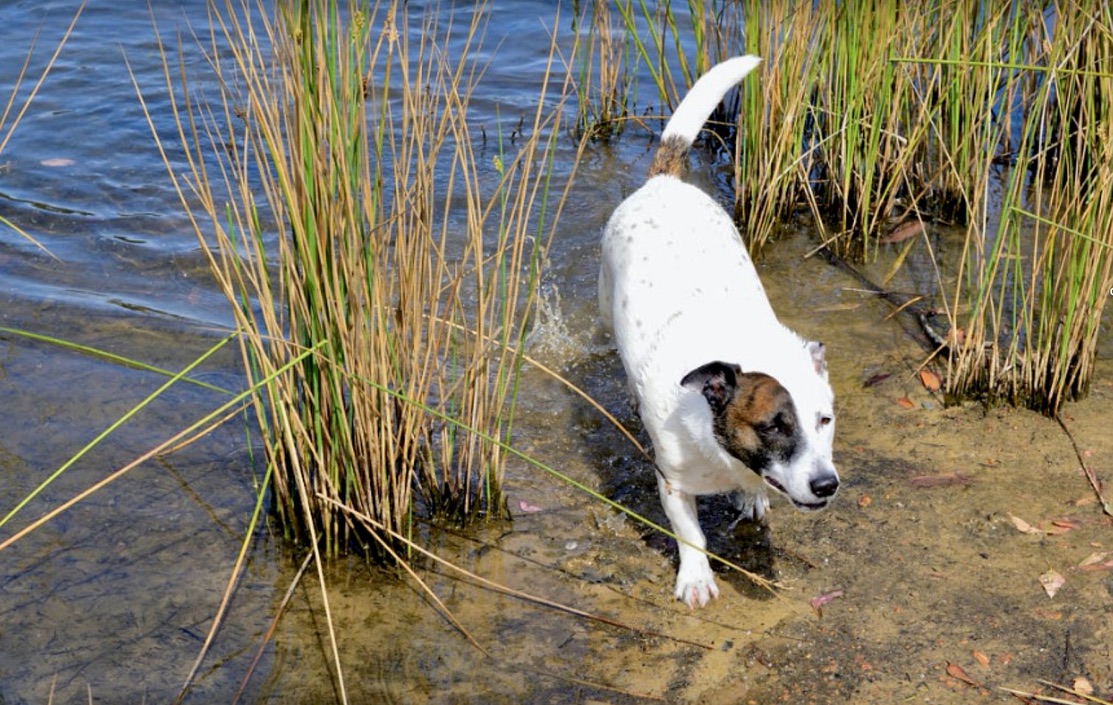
xmin=658 ymin=476 xmax=719 ymax=607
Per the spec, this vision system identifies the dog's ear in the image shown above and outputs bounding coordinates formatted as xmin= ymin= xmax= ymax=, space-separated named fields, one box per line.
xmin=806 ymin=341 xmax=827 ymax=377
xmin=681 ymin=361 xmax=742 ymax=414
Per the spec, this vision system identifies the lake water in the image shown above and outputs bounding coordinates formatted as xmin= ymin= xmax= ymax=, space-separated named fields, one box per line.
xmin=3 ymin=2 xmax=1113 ymax=704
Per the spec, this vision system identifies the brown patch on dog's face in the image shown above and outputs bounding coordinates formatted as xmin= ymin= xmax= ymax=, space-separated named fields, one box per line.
xmin=680 ymin=362 xmax=801 ymax=476
xmin=716 ymin=373 xmax=801 ymax=475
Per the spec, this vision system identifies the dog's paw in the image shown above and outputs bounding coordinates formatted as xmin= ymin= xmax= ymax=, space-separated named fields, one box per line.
xmin=730 ymin=490 xmax=770 ymax=527
xmin=675 ymin=557 xmax=719 ymax=608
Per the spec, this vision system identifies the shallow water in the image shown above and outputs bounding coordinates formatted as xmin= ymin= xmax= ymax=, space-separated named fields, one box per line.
xmin=1 ymin=2 xmax=1112 ymax=704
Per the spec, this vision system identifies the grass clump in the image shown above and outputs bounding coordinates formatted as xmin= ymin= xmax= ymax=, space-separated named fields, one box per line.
xmin=141 ymin=0 xmax=570 ymax=557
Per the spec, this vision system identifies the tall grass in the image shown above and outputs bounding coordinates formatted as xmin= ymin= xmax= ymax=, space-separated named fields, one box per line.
xmin=141 ymin=0 xmax=570 ymax=557
xmin=579 ymin=0 xmax=1113 ymax=414
xmin=944 ymin=8 xmax=1113 ymax=412
xmin=571 ymin=0 xmax=632 ymax=139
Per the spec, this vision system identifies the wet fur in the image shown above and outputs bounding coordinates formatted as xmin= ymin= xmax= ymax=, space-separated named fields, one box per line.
xmin=599 ymin=56 xmax=840 ymax=607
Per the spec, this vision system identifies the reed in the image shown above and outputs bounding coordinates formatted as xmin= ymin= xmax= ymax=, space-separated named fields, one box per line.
xmin=943 ymin=7 xmax=1113 ymax=412
xmin=585 ymin=0 xmax=1112 ymax=413
xmin=571 ymin=0 xmax=632 ymax=139
xmin=143 ymin=0 xmax=570 ymax=557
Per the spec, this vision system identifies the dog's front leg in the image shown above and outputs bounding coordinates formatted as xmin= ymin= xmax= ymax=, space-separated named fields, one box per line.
xmin=658 ymin=477 xmax=718 ymax=607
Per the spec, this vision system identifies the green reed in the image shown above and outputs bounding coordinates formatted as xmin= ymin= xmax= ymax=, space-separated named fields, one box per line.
xmin=143 ymin=0 xmax=570 ymax=557
xmin=580 ymin=0 xmax=1112 ymax=414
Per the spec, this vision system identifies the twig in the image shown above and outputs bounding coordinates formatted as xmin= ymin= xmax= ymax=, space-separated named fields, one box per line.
xmin=1054 ymin=415 xmax=1112 ymax=517
xmin=232 ymin=549 xmax=315 ymax=705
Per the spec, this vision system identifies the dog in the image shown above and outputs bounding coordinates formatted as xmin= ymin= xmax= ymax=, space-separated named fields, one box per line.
xmin=598 ymin=56 xmax=839 ymax=608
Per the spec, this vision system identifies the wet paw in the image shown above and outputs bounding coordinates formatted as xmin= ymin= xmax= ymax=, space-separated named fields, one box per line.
xmin=675 ymin=558 xmax=719 ymax=608
xmin=730 ymin=489 xmax=769 ymax=528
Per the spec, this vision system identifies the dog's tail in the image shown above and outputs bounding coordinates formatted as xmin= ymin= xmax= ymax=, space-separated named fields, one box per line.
xmin=648 ymin=55 xmax=762 ymax=178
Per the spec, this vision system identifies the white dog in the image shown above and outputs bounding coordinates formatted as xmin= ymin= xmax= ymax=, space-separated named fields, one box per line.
xmin=599 ymin=56 xmax=839 ymax=608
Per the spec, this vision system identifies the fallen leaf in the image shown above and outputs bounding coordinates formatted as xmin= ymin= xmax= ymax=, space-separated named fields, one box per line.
xmin=1009 ymin=513 xmax=1043 ymax=534
xmin=971 ymin=650 xmax=990 ymax=668
xmin=945 ymin=662 xmax=980 ymax=687
xmin=517 ymin=500 xmax=542 ymax=513
xmin=809 ymin=589 xmax=844 ymax=610
xmin=857 ymin=495 xmax=872 ymax=509
xmin=1073 ymin=677 xmax=1094 ymax=695
xmin=1078 ymin=552 xmax=1113 ymax=571
xmin=944 ymin=327 xmax=966 ymax=346
xmin=880 ymin=220 xmax=924 ymax=244
xmin=895 ymin=396 xmax=915 ymax=409
xmin=40 ymin=157 xmax=75 ymax=167
xmin=1042 ymin=520 xmax=1075 ymax=535
xmin=908 ymin=471 xmax=973 ymax=488
xmin=1039 ymin=569 xmax=1065 ymax=598
xmin=919 ymin=369 xmax=942 ymax=392
xmin=863 ymin=372 xmax=892 ymax=388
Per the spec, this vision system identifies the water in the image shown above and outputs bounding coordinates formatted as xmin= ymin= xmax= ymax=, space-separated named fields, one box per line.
xmin=2 ymin=2 xmax=1113 ymax=704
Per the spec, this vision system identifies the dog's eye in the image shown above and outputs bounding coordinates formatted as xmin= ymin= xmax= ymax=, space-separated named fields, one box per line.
xmin=757 ymin=415 xmax=791 ymax=437
xmin=818 ymin=415 xmax=833 ymax=428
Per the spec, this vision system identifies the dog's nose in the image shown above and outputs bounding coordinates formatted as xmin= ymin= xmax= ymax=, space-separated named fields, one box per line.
xmin=810 ymin=473 xmax=839 ymax=498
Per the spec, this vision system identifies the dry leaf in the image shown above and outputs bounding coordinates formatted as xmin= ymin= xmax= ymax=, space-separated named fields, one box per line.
xmin=971 ymin=650 xmax=990 ymax=668
xmin=1042 ymin=520 xmax=1075 ymax=535
xmin=809 ymin=589 xmax=844 ymax=610
xmin=919 ymin=369 xmax=942 ymax=392
xmin=895 ymin=396 xmax=915 ymax=409
xmin=909 ymin=471 xmax=973 ymax=488
xmin=944 ymin=327 xmax=966 ymax=346
xmin=1079 ymin=551 xmax=1111 ymax=567
xmin=863 ymin=372 xmax=892 ymax=388
xmin=1039 ymin=569 xmax=1065 ymax=598
xmin=1078 ymin=551 xmax=1113 ymax=571
xmin=1009 ymin=513 xmax=1042 ymax=534
xmin=880 ymin=220 xmax=924 ymax=244
xmin=857 ymin=495 xmax=872 ymax=509
xmin=945 ymin=662 xmax=979 ymax=687
xmin=517 ymin=499 xmax=542 ymax=513
xmin=1073 ymin=677 xmax=1094 ymax=695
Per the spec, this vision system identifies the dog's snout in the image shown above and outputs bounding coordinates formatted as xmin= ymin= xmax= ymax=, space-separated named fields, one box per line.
xmin=810 ymin=473 xmax=839 ymax=498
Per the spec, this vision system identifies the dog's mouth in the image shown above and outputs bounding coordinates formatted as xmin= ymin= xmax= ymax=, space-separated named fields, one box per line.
xmin=762 ymin=476 xmax=829 ymax=511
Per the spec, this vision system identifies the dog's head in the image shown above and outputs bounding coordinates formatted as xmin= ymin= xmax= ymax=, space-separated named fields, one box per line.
xmin=680 ymin=345 xmax=838 ymax=511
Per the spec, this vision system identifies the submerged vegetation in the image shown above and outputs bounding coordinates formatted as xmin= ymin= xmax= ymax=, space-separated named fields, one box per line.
xmin=142 ymin=0 xmax=571 ymax=558
xmin=574 ymin=0 xmax=1113 ymax=415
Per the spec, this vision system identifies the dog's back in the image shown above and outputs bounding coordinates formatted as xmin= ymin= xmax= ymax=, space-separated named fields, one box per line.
xmin=599 ymin=56 xmax=773 ymax=392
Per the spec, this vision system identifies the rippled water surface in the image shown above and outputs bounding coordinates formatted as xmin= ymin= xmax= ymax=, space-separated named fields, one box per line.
xmin=2 ymin=3 xmax=1113 ymax=704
